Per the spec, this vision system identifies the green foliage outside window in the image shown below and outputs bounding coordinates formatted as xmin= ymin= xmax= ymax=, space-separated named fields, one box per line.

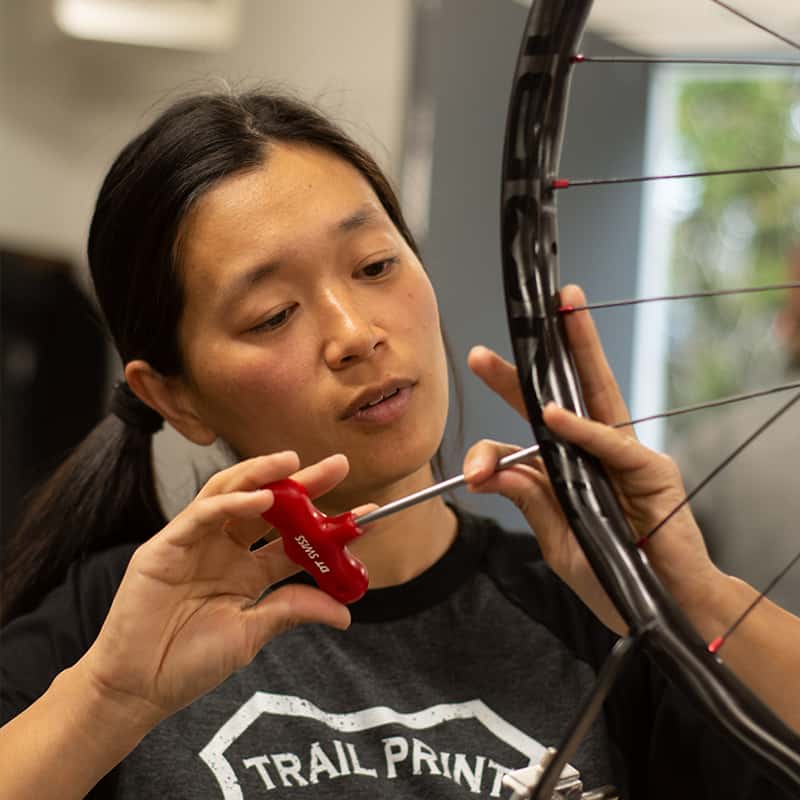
xmin=664 ymin=73 xmax=800 ymax=444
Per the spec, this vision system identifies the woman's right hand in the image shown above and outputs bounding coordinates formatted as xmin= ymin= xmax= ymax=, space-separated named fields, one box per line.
xmin=74 ymin=450 xmax=353 ymax=730
xmin=465 ymin=285 xmax=720 ymax=634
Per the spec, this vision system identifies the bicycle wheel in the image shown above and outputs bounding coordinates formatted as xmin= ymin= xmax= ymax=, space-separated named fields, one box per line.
xmin=499 ymin=0 xmax=800 ymax=794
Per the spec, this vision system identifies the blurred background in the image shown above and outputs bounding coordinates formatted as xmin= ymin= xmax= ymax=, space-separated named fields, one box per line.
xmin=2 ymin=0 xmax=799 ymax=609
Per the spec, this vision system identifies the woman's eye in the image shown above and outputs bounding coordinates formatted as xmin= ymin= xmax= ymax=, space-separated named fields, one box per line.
xmin=250 ymin=305 xmax=295 ymax=333
xmin=360 ymin=257 xmax=397 ymax=279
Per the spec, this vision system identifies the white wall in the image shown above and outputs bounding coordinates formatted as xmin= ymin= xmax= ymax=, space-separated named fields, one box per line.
xmin=0 ymin=0 xmax=413 ymax=287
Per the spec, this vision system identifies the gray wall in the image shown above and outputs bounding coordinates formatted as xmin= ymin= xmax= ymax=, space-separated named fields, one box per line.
xmin=414 ymin=0 xmax=650 ymax=527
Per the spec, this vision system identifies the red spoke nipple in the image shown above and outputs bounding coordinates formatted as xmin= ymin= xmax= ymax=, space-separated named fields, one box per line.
xmin=570 ymin=53 xmax=586 ymax=63
xmin=708 ymin=636 xmax=724 ymax=654
xmin=551 ymin=179 xmax=570 ymax=190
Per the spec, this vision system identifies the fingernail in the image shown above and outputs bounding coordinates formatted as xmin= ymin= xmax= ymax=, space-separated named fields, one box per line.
xmin=464 ymin=459 xmax=489 ymax=482
xmin=258 ymin=488 xmax=274 ymax=509
xmin=336 ymin=610 xmax=352 ymax=630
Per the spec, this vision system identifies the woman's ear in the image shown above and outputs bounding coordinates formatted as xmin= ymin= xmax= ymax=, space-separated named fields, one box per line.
xmin=125 ymin=360 xmax=217 ymax=446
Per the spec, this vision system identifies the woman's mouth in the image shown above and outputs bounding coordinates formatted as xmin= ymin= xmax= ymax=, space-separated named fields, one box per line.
xmin=348 ymin=385 xmax=413 ymax=424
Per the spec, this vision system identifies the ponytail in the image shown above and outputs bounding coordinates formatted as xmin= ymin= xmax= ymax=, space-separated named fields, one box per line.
xmin=1 ymin=413 xmax=164 ymax=623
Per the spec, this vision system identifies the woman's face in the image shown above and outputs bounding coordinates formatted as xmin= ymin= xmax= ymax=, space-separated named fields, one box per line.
xmin=174 ymin=143 xmax=449 ymax=506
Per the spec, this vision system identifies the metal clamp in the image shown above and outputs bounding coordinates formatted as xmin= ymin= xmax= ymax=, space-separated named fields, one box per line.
xmin=502 ymin=748 xmax=617 ymax=800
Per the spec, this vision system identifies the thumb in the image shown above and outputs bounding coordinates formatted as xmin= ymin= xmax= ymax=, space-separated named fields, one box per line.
xmin=471 ymin=464 xmax=567 ymax=542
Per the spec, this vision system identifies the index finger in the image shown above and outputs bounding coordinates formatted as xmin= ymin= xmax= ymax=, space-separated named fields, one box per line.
xmin=198 ymin=451 xmax=301 ymax=499
xmin=212 ymin=453 xmax=351 ymax=549
xmin=289 ymin=453 xmax=350 ymax=501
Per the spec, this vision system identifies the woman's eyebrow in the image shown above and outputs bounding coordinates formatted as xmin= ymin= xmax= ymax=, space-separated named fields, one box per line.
xmin=335 ymin=204 xmax=383 ymax=233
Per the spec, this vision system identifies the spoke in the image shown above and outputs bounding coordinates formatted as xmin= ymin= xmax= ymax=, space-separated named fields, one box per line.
xmin=618 ymin=380 xmax=800 ymax=427
xmin=551 ymin=163 xmax=800 ymax=190
xmin=559 ymin=281 xmax=800 ymax=312
xmin=637 ymin=390 xmax=800 ymax=547
xmin=709 ymin=549 xmax=800 ymax=654
xmin=572 ymin=54 xmax=800 ymax=68
xmin=710 ymin=0 xmax=800 ymax=52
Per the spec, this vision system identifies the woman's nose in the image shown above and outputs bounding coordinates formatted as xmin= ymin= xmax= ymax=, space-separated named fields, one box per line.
xmin=320 ymin=289 xmax=382 ymax=368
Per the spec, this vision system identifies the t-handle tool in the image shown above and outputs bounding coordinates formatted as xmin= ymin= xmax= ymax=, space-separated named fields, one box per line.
xmin=263 ymin=443 xmax=541 ymax=603
xmin=261 ymin=479 xmax=367 ymax=604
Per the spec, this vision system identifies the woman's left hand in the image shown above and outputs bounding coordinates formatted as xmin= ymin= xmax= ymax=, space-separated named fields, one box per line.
xmin=464 ymin=284 xmax=723 ymax=635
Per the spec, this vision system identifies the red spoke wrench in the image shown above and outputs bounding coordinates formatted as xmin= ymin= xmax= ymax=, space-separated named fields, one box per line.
xmin=261 ymin=479 xmax=368 ymax=604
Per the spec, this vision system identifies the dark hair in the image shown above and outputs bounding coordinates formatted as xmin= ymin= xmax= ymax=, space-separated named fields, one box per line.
xmin=2 ymin=89 xmax=461 ymax=623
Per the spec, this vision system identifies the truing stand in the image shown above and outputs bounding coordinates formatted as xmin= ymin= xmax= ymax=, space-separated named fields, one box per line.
xmin=503 ymin=637 xmax=637 ymax=800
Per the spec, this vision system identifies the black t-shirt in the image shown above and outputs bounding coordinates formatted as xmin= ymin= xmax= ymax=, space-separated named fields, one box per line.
xmin=0 ymin=508 xmax=791 ymax=799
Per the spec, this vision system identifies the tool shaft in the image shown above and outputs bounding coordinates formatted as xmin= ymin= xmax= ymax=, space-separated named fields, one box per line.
xmin=355 ymin=443 xmax=541 ymax=526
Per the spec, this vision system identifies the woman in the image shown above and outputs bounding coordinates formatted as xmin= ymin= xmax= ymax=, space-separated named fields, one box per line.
xmin=1 ymin=90 xmax=797 ymax=800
